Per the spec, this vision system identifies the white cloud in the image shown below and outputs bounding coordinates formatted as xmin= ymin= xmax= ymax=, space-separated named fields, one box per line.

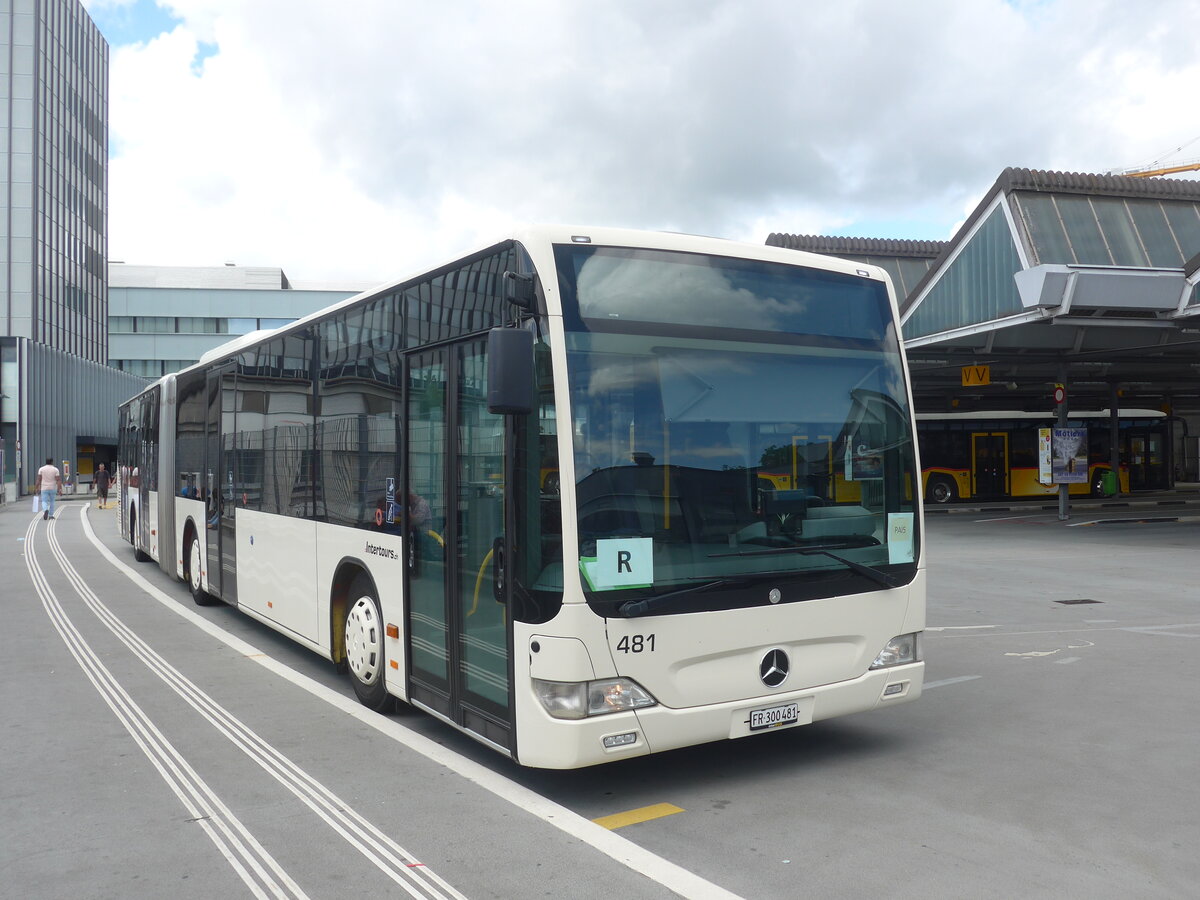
xmin=93 ymin=0 xmax=1200 ymax=282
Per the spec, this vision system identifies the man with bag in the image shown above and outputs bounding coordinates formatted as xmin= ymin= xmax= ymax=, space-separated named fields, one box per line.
xmin=37 ymin=457 xmax=62 ymax=520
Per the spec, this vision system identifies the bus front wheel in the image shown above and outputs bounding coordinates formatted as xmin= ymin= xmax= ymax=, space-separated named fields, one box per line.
xmin=926 ymin=476 xmax=958 ymax=505
xmin=344 ymin=576 xmax=392 ymax=712
xmin=186 ymin=531 xmax=218 ymax=606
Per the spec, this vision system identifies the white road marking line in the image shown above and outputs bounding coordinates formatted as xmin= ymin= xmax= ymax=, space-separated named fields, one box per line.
xmin=923 ymin=676 xmax=981 ymax=689
xmin=28 ymin=515 xmax=308 ymax=900
xmin=1124 ymin=625 xmax=1200 ymax=638
xmin=53 ymin=510 xmax=462 ymax=900
xmin=82 ymin=507 xmax=743 ymax=900
xmin=927 ymin=625 xmax=996 ymax=631
xmin=1054 ymin=657 xmax=1082 ymax=665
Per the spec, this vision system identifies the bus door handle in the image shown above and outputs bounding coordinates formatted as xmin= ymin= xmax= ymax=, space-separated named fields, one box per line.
xmin=492 ymin=537 xmax=506 ymax=603
xmin=408 ymin=529 xmax=420 ymax=575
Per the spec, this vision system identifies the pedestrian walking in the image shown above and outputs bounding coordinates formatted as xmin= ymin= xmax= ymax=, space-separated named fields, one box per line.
xmin=95 ymin=463 xmax=111 ymax=509
xmin=37 ymin=457 xmax=62 ymax=520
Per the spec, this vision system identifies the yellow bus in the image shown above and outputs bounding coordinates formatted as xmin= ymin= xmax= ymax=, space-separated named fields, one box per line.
xmin=917 ymin=410 xmax=1170 ymax=504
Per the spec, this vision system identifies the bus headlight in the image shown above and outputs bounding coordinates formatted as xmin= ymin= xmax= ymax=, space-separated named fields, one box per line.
xmin=870 ymin=633 xmax=921 ymax=670
xmin=533 ymin=678 xmax=657 ymax=720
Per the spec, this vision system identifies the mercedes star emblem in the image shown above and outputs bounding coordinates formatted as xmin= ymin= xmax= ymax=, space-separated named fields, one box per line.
xmin=760 ymin=648 xmax=789 ymax=687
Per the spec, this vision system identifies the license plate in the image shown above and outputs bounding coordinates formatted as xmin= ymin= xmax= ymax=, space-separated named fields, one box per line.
xmin=749 ymin=701 xmax=799 ymax=731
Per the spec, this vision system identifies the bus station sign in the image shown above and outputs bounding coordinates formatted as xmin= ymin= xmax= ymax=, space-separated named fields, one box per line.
xmin=961 ymin=365 xmax=990 ymax=386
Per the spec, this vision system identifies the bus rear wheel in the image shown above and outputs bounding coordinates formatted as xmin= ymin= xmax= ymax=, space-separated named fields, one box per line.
xmin=926 ymin=476 xmax=958 ymax=505
xmin=344 ymin=576 xmax=391 ymax=712
xmin=131 ymin=511 xmax=150 ymax=562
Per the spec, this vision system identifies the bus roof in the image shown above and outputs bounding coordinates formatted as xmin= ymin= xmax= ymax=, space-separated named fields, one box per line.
xmin=158 ymin=225 xmax=896 ymax=380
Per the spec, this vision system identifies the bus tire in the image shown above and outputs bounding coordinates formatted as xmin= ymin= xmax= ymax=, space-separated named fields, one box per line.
xmin=926 ymin=476 xmax=957 ymax=505
xmin=131 ymin=512 xmax=150 ymax=562
xmin=185 ymin=529 xmax=218 ymax=606
xmin=344 ymin=575 xmax=392 ymax=712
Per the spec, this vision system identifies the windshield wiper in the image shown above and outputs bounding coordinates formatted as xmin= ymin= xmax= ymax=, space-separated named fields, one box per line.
xmin=709 ymin=537 xmax=876 ymax=558
xmin=710 ymin=542 xmax=904 ymax=589
xmin=617 ymin=570 xmax=799 ymax=618
xmin=797 ymin=548 xmax=905 ymax=589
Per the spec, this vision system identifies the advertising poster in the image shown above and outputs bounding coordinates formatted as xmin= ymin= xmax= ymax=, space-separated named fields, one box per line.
xmin=1052 ymin=427 xmax=1088 ymax=484
xmin=1037 ymin=428 xmax=1052 ymax=485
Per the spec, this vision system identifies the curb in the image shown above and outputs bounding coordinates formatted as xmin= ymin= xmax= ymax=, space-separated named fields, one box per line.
xmin=926 ymin=497 xmax=1200 ymax=515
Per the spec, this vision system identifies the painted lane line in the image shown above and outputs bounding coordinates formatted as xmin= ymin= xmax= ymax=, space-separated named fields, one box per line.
xmin=26 ymin=516 xmax=307 ymax=900
xmin=926 ymin=625 xmax=996 ymax=632
xmin=82 ymin=507 xmax=743 ymax=900
xmin=1124 ymin=625 xmax=1200 ymax=638
xmin=50 ymin=512 xmax=462 ymax=900
xmin=923 ymin=676 xmax=982 ymax=689
xmin=593 ymin=803 xmax=685 ymax=831
xmin=1055 ymin=657 xmax=1082 ymax=665
xmin=1067 ymin=516 xmax=1182 ymax=527
xmin=33 ymin=517 xmax=303 ymax=900
xmin=52 ymin=518 xmax=457 ymax=900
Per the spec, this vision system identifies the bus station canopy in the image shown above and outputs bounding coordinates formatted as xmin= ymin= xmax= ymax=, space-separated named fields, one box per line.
xmin=769 ymin=168 xmax=1200 ymax=416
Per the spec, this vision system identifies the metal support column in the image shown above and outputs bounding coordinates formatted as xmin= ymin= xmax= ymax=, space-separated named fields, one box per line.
xmin=1058 ymin=370 xmax=1069 ymax=521
xmin=1109 ymin=383 xmax=1121 ymax=499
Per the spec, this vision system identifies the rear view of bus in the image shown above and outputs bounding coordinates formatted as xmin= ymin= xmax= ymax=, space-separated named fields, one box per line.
xmin=511 ymin=229 xmax=924 ymax=767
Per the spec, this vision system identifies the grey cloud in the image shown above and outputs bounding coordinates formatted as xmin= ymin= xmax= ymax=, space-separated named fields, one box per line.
xmin=108 ymin=0 xmax=1200 ymax=279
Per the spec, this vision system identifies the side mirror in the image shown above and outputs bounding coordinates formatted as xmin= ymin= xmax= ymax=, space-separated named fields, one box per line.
xmin=487 ymin=328 xmax=534 ymax=415
xmin=503 ymin=271 xmax=536 ymax=310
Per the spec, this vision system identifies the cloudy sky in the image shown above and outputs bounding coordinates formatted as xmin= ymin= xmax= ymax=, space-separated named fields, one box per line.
xmin=82 ymin=0 xmax=1200 ymax=285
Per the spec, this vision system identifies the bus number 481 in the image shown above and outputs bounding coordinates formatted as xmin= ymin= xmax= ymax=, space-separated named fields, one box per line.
xmin=616 ymin=634 xmax=655 ymax=653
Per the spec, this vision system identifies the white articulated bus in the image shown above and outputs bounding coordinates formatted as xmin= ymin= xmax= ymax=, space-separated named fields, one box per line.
xmin=117 ymin=226 xmax=925 ymax=769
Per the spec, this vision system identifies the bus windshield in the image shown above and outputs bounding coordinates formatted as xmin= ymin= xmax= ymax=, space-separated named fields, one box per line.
xmin=556 ymin=244 xmax=920 ymax=617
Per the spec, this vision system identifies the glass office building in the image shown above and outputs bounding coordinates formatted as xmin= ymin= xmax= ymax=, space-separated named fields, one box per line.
xmin=0 ymin=0 xmax=143 ymax=498
xmin=2 ymin=0 xmax=107 ymax=357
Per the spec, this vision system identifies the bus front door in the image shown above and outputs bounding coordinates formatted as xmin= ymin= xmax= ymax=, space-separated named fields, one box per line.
xmin=972 ymin=432 xmax=1009 ymax=498
xmin=406 ymin=341 xmax=512 ymax=752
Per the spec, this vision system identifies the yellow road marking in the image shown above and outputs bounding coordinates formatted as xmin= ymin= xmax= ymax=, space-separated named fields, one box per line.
xmin=592 ymin=803 xmax=684 ymax=830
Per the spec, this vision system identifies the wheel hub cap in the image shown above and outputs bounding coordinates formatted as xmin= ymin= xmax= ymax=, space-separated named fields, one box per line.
xmin=345 ymin=597 xmax=381 ymax=684
xmin=190 ymin=540 xmax=202 ymax=590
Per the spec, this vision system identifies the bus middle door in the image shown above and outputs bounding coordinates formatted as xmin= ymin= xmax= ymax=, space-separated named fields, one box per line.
xmin=971 ymin=432 xmax=1009 ymax=498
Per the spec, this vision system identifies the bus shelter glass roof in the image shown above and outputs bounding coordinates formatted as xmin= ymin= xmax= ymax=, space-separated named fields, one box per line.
xmin=1014 ymin=192 xmax=1200 ymax=268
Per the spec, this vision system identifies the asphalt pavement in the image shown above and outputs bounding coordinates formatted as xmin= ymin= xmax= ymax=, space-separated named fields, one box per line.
xmin=2 ymin=494 xmax=1197 ymax=899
